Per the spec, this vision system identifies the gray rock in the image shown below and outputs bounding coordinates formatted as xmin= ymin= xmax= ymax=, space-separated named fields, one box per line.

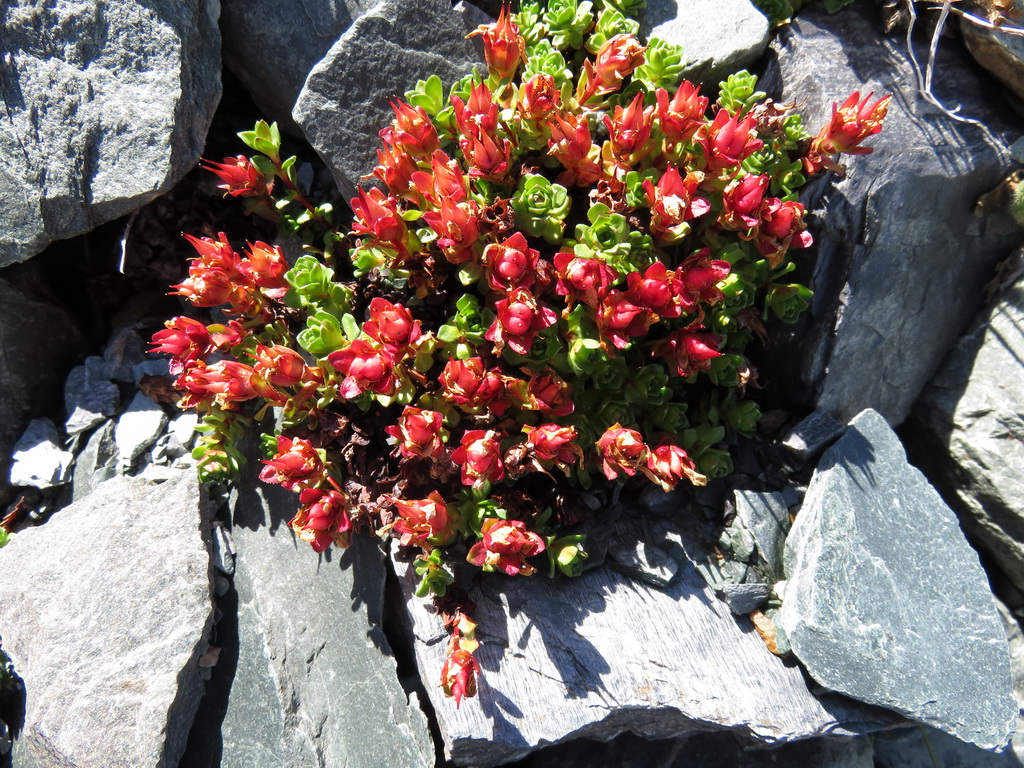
xmin=0 ymin=0 xmax=221 ymax=264
xmin=874 ymin=725 xmax=1022 ymax=768
xmin=733 ymin=489 xmax=791 ymax=582
xmin=114 ymin=391 xmax=169 ymax=471
xmin=961 ymin=0 xmax=1024 ymax=102
xmin=9 ymin=418 xmax=73 ymax=489
xmin=64 ymin=357 xmax=121 ymax=435
xmin=170 ymin=412 xmax=200 ymax=448
xmin=638 ymin=0 xmax=770 ymax=85
xmin=221 ymin=0 xmax=378 ymax=130
xmin=905 ymin=275 xmax=1024 ymax=595
xmin=606 ymin=510 xmax=687 ymax=587
xmin=781 ymin=409 xmax=846 ymax=463
xmin=761 ymin=4 xmax=1021 ymax=425
xmin=211 ymin=523 xmax=235 ymax=575
xmin=221 ymin=447 xmax=435 ymax=767
xmin=293 ymin=0 xmax=483 ymax=201
xmin=394 ymin=539 xmax=899 ymax=768
xmin=134 ymin=359 xmax=172 ymax=384
xmin=71 ymin=419 xmax=118 ymax=501
xmin=0 ymin=472 xmax=213 ymax=767
xmin=781 ymin=409 xmax=1017 ymax=750
xmin=0 ymin=270 xmax=84 ymax=503
xmin=104 ymin=326 xmax=150 ymax=383
xmin=717 ymin=583 xmax=772 ymax=615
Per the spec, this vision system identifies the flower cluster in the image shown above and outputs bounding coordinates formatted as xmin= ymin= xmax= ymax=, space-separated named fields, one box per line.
xmin=154 ymin=0 xmax=886 ymax=706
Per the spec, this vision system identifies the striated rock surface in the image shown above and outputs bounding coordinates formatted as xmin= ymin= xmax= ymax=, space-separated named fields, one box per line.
xmin=961 ymin=0 xmax=1024 ymax=102
xmin=905 ymin=273 xmax=1024 ymax=594
xmin=293 ymin=0 xmax=482 ymax=201
xmin=0 ymin=0 xmax=221 ymax=263
xmin=219 ymin=450 xmax=435 ymax=767
xmin=782 ymin=409 xmax=1017 ymax=750
xmin=762 ymin=4 xmax=1021 ymax=425
xmin=394 ymin=510 xmax=898 ymax=768
xmin=1 ymin=472 xmax=213 ymax=767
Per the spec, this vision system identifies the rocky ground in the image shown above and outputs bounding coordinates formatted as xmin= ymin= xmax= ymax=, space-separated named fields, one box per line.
xmin=2 ymin=0 xmax=1024 ymax=766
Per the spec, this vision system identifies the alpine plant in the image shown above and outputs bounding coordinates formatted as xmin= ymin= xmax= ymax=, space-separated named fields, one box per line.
xmin=152 ymin=1 xmax=888 ymax=706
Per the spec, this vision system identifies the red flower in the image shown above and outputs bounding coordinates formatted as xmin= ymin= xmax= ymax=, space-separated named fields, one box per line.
xmin=758 ymin=198 xmax=813 ymax=267
xmin=379 ymin=100 xmax=440 ymax=160
xmin=593 ymin=34 xmax=646 ymax=94
xmin=373 ymin=140 xmax=420 ymax=196
xmin=363 ymin=298 xmax=422 ymax=353
xmin=259 ymin=436 xmax=326 ymax=492
xmin=626 ymin=262 xmax=683 ymax=319
xmin=525 ymin=371 xmax=574 ymax=417
xmin=643 ymin=165 xmax=710 ymax=242
xmin=603 ymin=91 xmax=654 ymax=169
xmin=548 ymin=111 xmax=602 ymax=187
xmin=252 ymin=344 xmax=309 ymax=388
xmin=594 ymin=291 xmax=654 ymax=349
xmin=385 ymin=406 xmax=448 ymax=459
xmin=655 ymin=330 xmax=722 ymax=378
xmin=421 ymin=197 xmax=481 ymax=265
xmin=390 ymin=491 xmax=455 ymax=550
xmin=553 ymin=251 xmax=618 ymax=309
xmin=461 ymin=125 xmax=514 ymax=183
xmin=485 ymin=287 xmax=557 ymax=356
xmin=172 ymin=233 xmax=246 ymax=309
xmin=451 ymin=429 xmax=505 ymax=487
xmin=440 ymin=357 xmax=508 ymax=415
xmin=350 ymin=187 xmax=413 ymax=262
xmin=151 ymin=317 xmax=213 ymax=375
xmin=292 ymin=488 xmax=352 ymax=552
xmin=525 ymin=423 xmax=582 ymax=471
xmin=327 ymin=341 xmax=397 ymax=399
xmin=482 ymin=232 xmax=539 ymax=293
xmin=657 ymin=80 xmax=708 ymax=146
xmin=720 ymin=173 xmax=769 ymax=232
xmin=700 ymin=109 xmax=764 ymax=174
xmin=466 ymin=518 xmax=546 ymax=576
xmin=411 ymin=150 xmax=469 ymax=207
xmin=806 ymin=91 xmax=890 ymax=173
xmin=518 ymin=73 xmax=558 ymax=123
xmin=177 ymin=360 xmax=259 ymax=408
xmin=203 ymin=155 xmax=273 ymax=198
xmin=238 ymin=242 xmax=287 ymax=297
xmin=677 ymin=248 xmax=731 ymax=308
xmin=596 ymin=424 xmax=650 ymax=481
xmin=440 ymin=636 xmax=479 ymax=707
xmin=469 ymin=5 xmax=526 ymax=82
xmin=643 ymin=443 xmax=706 ymax=490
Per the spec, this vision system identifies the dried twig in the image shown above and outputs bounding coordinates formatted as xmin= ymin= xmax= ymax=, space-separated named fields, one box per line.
xmin=932 ymin=2 xmax=1024 ymax=36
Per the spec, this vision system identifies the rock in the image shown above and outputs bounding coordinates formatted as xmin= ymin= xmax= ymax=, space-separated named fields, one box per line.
xmin=0 ymin=0 xmax=220 ymax=264
xmin=0 ymin=472 xmax=213 ymax=767
xmin=70 ymin=419 xmax=118 ymax=502
xmin=733 ymin=489 xmax=791 ymax=582
xmin=64 ymin=357 xmax=121 ymax=435
xmin=133 ymin=359 xmax=172 ymax=384
xmin=522 ymin=730 xmax=875 ymax=768
xmin=220 ymin=0 xmax=378 ymax=130
xmin=293 ymin=0 xmax=483 ymax=202
xmin=393 ymin=533 xmax=900 ymax=767
xmin=638 ymin=0 xmax=770 ymax=85
xmin=761 ymin=4 xmax=1021 ymax=425
xmin=220 ymin=444 xmax=435 ymax=767
xmin=0 ymin=269 xmax=84 ymax=503
xmin=8 ymin=418 xmax=73 ymax=490
xmin=873 ymin=725 xmax=1022 ymax=768
xmin=605 ymin=508 xmax=688 ymax=587
xmin=170 ymin=412 xmax=200 ymax=448
xmin=717 ymin=583 xmax=772 ymax=615
xmin=780 ymin=409 xmax=846 ymax=462
xmin=211 ymin=524 xmax=235 ymax=575
xmin=104 ymin=326 xmax=150 ymax=383
xmin=781 ymin=409 xmax=1017 ymax=750
xmin=904 ymin=274 xmax=1024 ymax=594
xmin=114 ymin=391 xmax=169 ymax=471
xmin=961 ymin=0 xmax=1024 ymax=102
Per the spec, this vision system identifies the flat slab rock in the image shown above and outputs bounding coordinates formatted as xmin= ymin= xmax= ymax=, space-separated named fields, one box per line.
xmin=393 ymin=526 xmax=898 ymax=768
xmin=781 ymin=409 xmax=1017 ymax=751
xmin=0 ymin=472 xmax=214 ymax=767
